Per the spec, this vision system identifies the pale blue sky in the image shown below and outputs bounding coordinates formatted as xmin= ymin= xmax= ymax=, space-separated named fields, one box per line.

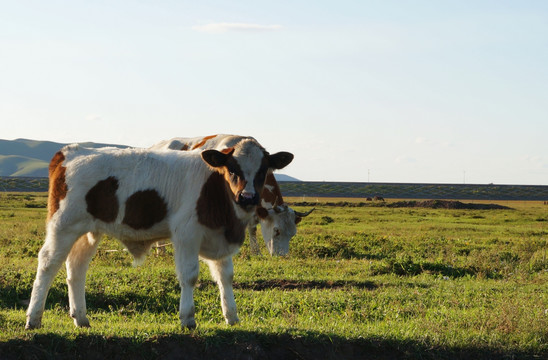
xmin=1 ymin=1 xmax=547 ymax=184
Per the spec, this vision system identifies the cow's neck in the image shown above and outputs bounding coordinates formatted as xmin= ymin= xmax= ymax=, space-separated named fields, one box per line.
xmin=196 ymin=172 xmax=252 ymax=245
xmin=261 ymin=172 xmax=284 ymax=208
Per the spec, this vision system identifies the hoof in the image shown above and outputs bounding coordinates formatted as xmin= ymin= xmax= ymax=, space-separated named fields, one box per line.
xmin=181 ymin=319 xmax=196 ymax=330
xmin=25 ymin=320 xmax=41 ymax=330
xmin=226 ymin=316 xmax=240 ymax=326
xmin=72 ymin=317 xmax=91 ymax=328
xmin=182 ymin=323 xmax=197 ymax=331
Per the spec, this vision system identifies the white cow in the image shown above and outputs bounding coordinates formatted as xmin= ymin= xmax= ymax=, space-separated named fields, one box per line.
xmin=25 ymin=139 xmax=293 ymax=329
xmin=151 ymin=135 xmax=313 ymax=256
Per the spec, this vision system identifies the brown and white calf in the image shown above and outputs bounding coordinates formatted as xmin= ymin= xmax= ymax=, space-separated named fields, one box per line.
xmin=25 ymin=139 xmax=293 ymax=330
xmin=152 ymin=135 xmax=313 ymax=256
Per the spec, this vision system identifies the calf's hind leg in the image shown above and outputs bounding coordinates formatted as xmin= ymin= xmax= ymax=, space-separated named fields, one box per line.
xmin=26 ymin=228 xmax=82 ymax=329
xmin=66 ymin=232 xmax=101 ymax=327
xmin=172 ymin=237 xmax=200 ymax=329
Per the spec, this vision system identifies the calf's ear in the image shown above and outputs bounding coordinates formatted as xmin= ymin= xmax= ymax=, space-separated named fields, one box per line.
xmin=268 ymin=151 xmax=294 ymax=170
xmin=201 ymin=148 xmax=234 ymax=168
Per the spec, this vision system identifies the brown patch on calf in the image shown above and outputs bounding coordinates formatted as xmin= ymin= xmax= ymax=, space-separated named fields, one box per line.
xmin=223 ymin=156 xmax=247 ymax=200
xmin=181 ymin=144 xmax=190 ymax=151
xmin=47 ymin=151 xmax=68 ymax=220
xmin=196 ymin=172 xmax=246 ymax=245
xmin=123 ymin=189 xmax=168 ymax=229
xmin=191 ymin=135 xmax=217 ymax=150
xmin=85 ymin=177 xmax=119 ymax=222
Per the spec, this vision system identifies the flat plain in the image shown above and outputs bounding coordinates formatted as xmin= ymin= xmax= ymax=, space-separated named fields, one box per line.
xmin=0 ymin=193 xmax=546 ymax=359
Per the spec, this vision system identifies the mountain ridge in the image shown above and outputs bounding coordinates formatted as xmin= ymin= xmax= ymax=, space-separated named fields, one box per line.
xmin=0 ymin=138 xmax=128 ymax=177
xmin=0 ymin=138 xmax=300 ymax=181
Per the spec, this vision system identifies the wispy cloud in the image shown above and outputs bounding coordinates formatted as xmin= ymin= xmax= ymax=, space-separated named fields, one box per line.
xmin=415 ymin=137 xmax=428 ymax=145
xmin=415 ymin=137 xmax=454 ymax=148
xmin=395 ymin=156 xmax=417 ymax=164
xmin=85 ymin=114 xmax=102 ymax=122
xmin=522 ymin=155 xmax=548 ymax=169
xmin=192 ymin=22 xmax=283 ymax=34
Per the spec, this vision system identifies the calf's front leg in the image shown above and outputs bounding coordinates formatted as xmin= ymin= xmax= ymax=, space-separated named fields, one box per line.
xmin=206 ymin=257 xmax=239 ymax=325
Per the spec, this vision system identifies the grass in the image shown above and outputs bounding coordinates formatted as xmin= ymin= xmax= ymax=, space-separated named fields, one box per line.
xmin=0 ymin=193 xmax=547 ymax=359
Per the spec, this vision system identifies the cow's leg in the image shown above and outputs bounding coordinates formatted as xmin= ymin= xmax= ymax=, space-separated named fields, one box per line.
xmin=65 ymin=232 xmax=101 ymax=327
xmin=155 ymin=240 xmax=166 ymax=255
xmin=172 ymin=237 xmax=200 ymax=329
xmin=206 ymin=257 xmax=239 ymax=325
xmin=247 ymin=224 xmax=261 ymax=255
xmin=26 ymin=228 xmax=82 ymax=329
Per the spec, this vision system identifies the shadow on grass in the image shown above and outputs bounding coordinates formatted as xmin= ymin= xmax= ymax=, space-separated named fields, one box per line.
xmin=1 ymin=282 xmax=542 ymax=360
xmin=0 ymin=329 xmax=543 ymax=360
xmin=1 ymin=279 xmax=382 ymax=314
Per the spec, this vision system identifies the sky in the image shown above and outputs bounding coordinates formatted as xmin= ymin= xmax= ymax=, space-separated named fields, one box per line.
xmin=1 ymin=1 xmax=547 ymax=185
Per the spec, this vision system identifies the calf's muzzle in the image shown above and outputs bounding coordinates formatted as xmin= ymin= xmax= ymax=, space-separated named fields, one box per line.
xmin=238 ymin=191 xmax=259 ymax=208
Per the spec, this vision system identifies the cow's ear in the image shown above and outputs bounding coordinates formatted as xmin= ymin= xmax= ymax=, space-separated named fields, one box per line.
xmin=201 ymin=149 xmax=234 ymax=168
xmin=268 ymin=151 xmax=294 ymax=170
xmin=256 ymin=207 xmax=269 ymax=219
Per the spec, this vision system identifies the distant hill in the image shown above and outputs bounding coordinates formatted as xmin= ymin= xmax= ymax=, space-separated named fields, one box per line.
xmin=274 ymin=174 xmax=300 ymax=182
xmin=0 ymin=139 xmax=303 ymax=180
xmin=0 ymin=139 xmax=128 ymax=177
xmin=0 ymin=155 xmax=49 ymax=177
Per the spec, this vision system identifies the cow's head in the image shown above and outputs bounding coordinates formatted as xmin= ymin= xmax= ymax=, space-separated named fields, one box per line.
xmin=257 ymin=205 xmax=314 ymax=256
xmin=201 ymin=140 xmax=293 ymax=211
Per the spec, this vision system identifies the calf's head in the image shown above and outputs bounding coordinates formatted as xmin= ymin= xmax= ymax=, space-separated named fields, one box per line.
xmin=201 ymin=140 xmax=293 ymax=211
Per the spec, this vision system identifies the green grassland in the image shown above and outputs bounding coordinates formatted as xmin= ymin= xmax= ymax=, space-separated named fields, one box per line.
xmin=0 ymin=193 xmax=546 ymax=359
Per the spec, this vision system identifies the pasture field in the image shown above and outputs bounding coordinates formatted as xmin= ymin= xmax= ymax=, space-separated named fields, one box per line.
xmin=0 ymin=193 xmax=546 ymax=359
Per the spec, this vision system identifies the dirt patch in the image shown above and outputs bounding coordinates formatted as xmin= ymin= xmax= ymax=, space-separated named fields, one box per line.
xmin=235 ymin=279 xmax=378 ymax=291
xmin=290 ymin=200 xmax=512 ymax=210
xmin=291 ymin=201 xmax=371 ymax=207
xmin=387 ymin=200 xmax=512 ymax=210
